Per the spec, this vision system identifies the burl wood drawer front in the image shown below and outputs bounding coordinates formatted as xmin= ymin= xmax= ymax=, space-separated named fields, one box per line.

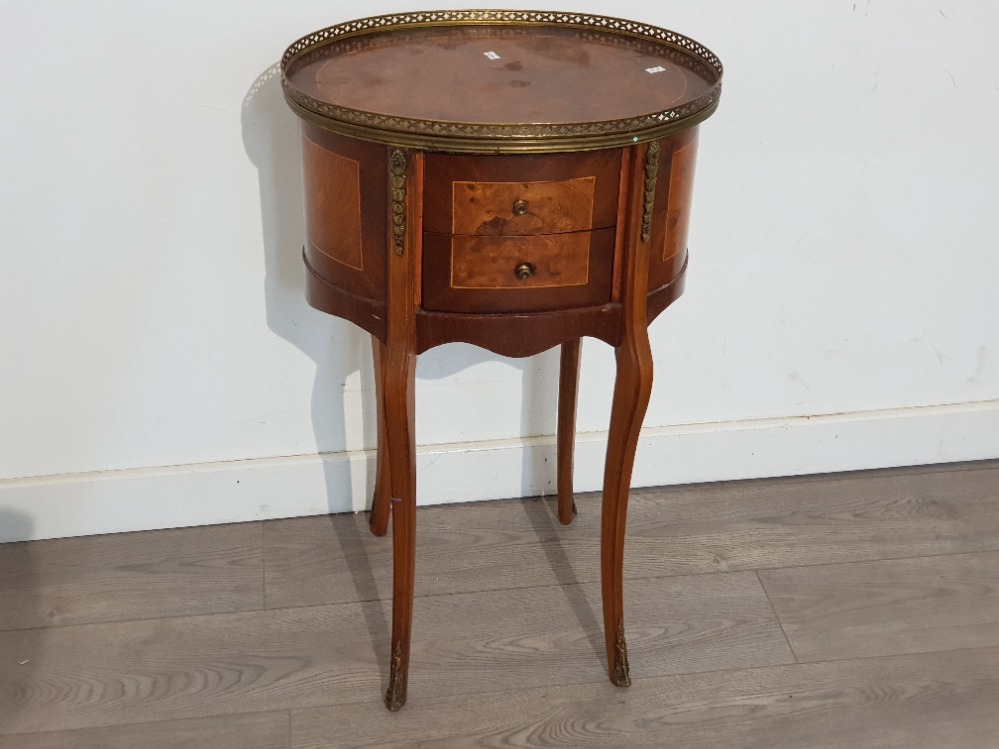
xmin=452 ymin=233 xmax=590 ymax=288
xmin=423 ymin=150 xmax=621 ymax=235
xmin=450 ymin=177 xmax=595 ymax=236
xmin=422 ymin=228 xmax=616 ymax=314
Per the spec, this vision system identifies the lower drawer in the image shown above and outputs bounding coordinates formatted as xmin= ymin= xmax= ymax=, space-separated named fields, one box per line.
xmin=422 ymin=228 xmax=615 ymax=313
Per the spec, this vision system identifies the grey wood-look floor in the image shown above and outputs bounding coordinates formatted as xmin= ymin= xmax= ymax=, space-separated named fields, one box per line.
xmin=1 ymin=460 xmax=998 ymax=748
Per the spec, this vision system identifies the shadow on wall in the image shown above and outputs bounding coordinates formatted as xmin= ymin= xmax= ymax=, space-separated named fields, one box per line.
xmin=242 ymin=63 xmax=368 ymax=515
xmin=0 ymin=509 xmax=37 ymax=734
xmin=241 ymin=63 xmax=562 ymax=514
xmin=244 ymin=64 xmax=393 ymax=669
xmin=0 ymin=509 xmax=33 ymax=545
xmin=240 ymin=59 xmax=564 ymax=664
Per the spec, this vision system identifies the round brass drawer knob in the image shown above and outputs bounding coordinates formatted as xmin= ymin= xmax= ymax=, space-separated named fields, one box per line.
xmin=512 ymin=199 xmax=529 ymax=216
xmin=514 ymin=262 xmax=536 ymax=281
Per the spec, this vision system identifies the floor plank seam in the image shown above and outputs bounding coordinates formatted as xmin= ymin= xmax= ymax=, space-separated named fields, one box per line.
xmin=260 ymin=520 xmax=269 ymax=611
xmin=5 ymin=461 xmax=999 ymax=746
xmin=784 ymin=642 xmax=999 ymax=667
xmin=0 ymin=603 xmax=268 ymax=635
xmin=0 ymin=572 xmax=673 ymax=635
xmin=750 ymin=547 xmax=999 ymax=575
xmin=279 ymin=644 xmax=999 ymax=719
xmin=616 ymin=459 xmax=999 ymax=496
xmin=4 ymin=550 xmax=994 ymax=635
xmin=755 ymin=569 xmax=800 ymax=664
xmin=0 ymin=710 xmax=293 ymax=741
xmin=5 ymin=553 xmax=940 ymax=636
xmin=260 ymin=565 xmax=770 ymax=612
xmin=259 ymin=543 xmax=999 ymax=612
xmin=280 ymin=664 xmax=800 ymax=717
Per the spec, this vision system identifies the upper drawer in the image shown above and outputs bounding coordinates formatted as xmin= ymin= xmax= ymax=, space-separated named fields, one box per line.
xmin=423 ymin=150 xmax=622 ymax=236
xmin=451 ymin=176 xmax=596 ymax=235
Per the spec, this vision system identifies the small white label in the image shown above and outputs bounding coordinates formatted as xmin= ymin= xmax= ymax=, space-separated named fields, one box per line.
xmin=645 ymin=65 xmax=667 ymax=74
xmin=484 ymin=51 xmax=501 ymax=60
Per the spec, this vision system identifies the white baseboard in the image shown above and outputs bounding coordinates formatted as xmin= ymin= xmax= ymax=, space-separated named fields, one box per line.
xmin=2 ymin=399 xmax=997 ymax=542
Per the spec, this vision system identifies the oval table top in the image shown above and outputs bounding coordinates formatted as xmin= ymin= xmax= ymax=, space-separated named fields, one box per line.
xmin=282 ymin=10 xmax=722 ymax=153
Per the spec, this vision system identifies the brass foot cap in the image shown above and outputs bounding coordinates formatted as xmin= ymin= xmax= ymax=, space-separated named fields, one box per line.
xmin=384 ymin=690 xmax=407 ymax=712
xmin=611 ymin=669 xmax=632 ymax=688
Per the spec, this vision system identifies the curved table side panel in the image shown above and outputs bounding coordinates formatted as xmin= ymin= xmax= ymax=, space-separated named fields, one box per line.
xmin=415 ymin=304 xmax=620 ymax=357
xmin=305 ymin=254 xmax=388 ymax=342
xmin=647 ymin=254 xmax=688 ymax=325
xmin=300 ymin=123 xmax=389 ymax=304
xmin=412 ymin=261 xmax=687 ymax=357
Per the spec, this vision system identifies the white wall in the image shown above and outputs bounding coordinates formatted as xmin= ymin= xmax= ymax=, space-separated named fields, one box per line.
xmin=2 ymin=0 xmax=997 ymax=542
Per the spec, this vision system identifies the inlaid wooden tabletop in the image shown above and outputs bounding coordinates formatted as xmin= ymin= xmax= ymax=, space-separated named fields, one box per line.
xmin=286 ymin=25 xmax=715 ymax=125
xmin=281 ymin=11 xmax=722 ymax=152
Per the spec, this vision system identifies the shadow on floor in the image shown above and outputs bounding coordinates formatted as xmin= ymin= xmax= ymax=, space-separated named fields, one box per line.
xmin=242 ymin=62 xmax=572 ymax=674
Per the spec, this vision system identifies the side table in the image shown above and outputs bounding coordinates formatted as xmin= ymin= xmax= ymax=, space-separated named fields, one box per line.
xmin=281 ymin=10 xmax=723 ymax=710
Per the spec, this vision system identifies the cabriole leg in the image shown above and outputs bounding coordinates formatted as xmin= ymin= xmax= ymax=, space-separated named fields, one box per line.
xmin=369 ymin=336 xmax=391 ymax=537
xmin=557 ymin=338 xmax=581 ymax=524
xmin=600 ymin=328 xmax=652 ymax=687
xmin=381 ymin=340 xmax=417 ymax=711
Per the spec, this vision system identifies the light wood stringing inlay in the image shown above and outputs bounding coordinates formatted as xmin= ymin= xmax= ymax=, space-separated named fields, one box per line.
xmin=664 ymin=133 xmax=699 ymax=263
xmin=450 ymin=233 xmax=592 ymax=289
xmin=303 ymin=135 xmax=364 ymax=271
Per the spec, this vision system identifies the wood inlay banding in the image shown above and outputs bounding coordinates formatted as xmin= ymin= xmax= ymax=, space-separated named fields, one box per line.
xmin=302 ymin=134 xmax=363 ymax=270
xmin=664 ymin=130 xmax=698 ymax=261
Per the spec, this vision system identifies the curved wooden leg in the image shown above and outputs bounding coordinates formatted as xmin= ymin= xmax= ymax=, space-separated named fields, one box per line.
xmin=600 ymin=140 xmax=656 ymax=688
xmin=601 ymin=328 xmax=653 ymax=687
xmin=557 ymin=339 xmax=581 ymax=524
xmin=381 ymin=147 xmax=422 ymax=710
xmin=382 ymin=340 xmax=417 ymax=711
xmin=369 ymin=336 xmax=391 ymax=537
